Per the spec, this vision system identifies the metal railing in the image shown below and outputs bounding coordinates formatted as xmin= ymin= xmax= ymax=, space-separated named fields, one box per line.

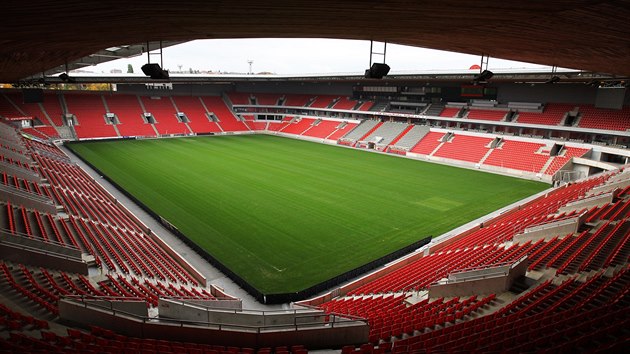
xmin=62 ymin=295 xmax=368 ymax=334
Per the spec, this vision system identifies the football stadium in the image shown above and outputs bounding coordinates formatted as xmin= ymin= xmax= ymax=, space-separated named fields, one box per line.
xmin=0 ymin=1 xmax=629 ymax=353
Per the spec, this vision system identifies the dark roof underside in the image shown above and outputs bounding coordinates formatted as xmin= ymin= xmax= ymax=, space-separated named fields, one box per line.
xmin=2 ymin=0 xmax=630 ymax=82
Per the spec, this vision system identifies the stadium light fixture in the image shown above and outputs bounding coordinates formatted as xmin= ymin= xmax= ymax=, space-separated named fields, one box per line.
xmin=365 ymin=40 xmax=390 ymax=79
xmin=364 ymin=63 xmax=391 ymax=79
xmin=474 ymin=69 xmax=494 ymax=83
xmin=141 ymin=63 xmax=170 ymax=80
xmin=59 ymin=72 xmax=76 ymax=83
xmin=142 ymin=41 xmax=170 ymax=80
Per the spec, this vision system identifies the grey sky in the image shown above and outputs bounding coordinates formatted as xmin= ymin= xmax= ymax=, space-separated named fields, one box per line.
xmin=89 ymin=38 xmax=555 ymax=75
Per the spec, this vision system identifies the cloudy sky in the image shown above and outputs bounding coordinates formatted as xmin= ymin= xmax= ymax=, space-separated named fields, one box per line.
xmin=89 ymin=38 xmax=555 ymax=75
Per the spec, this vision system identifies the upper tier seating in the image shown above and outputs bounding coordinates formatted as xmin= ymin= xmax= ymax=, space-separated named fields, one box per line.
xmin=357 ymin=101 xmax=375 ymax=111
xmin=308 ymin=95 xmax=338 ymax=109
xmin=2 ymin=93 xmax=47 ymax=122
xmin=284 ymin=94 xmax=314 ymax=107
xmin=332 ymin=98 xmax=358 ymax=110
xmin=516 ymin=103 xmax=574 ymax=126
xmin=577 ymin=104 xmax=630 ymax=131
xmin=466 ymin=109 xmax=506 ymax=121
xmin=65 ymin=94 xmax=117 ymax=139
xmin=200 ymin=96 xmax=249 ymax=131
xmin=170 ymin=96 xmax=222 ymax=133
xmin=227 ymin=92 xmax=252 ymax=105
xmin=439 ymin=108 xmax=460 ymax=117
xmin=41 ymin=93 xmax=65 ymax=126
xmin=140 ymin=96 xmax=189 ymax=135
xmin=255 ymin=93 xmax=283 ymax=106
xmin=104 ymin=95 xmax=155 ymax=137
xmin=0 ymin=94 xmax=24 ymax=117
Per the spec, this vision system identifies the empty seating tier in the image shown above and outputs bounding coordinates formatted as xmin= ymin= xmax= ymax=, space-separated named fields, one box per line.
xmin=483 ymin=140 xmax=549 ymax=173
xmin=409 ymin=132 xmax=445 ymax=155
xmin=466 ymin=109 xmax=506 ymax=121
xmin=438 ymin=108 xmax=460 ymax=117
xmin=171 ymin=96 xmax=222 ymax=134
xmin=280 ymin=118 xmax=316 ymax=135
xmin=200 ymin=96 xmax=248 ymax=132
xmin=302 ymin=119 xmax=345 ymax=139
xmin=577 ymin=104 xmax=630 ymax=131
xmin=65 ymin=94 xmax=117 ymax=139
xmin=516 ymin=103 xmax=573 ymax=125
xmin=433 ymin=135 xmax=493 ymax=163
xmin=308 ymin=95 xmax=338 ymax=109
xmin=140 ymin=96 xmax=189 ymax=135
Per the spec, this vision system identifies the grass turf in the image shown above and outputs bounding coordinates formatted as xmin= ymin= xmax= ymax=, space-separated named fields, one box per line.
xmin=68 ymin=135 xmax=548 ymax=294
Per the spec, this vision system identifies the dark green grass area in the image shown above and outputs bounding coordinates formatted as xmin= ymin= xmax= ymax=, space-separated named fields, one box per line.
xmin=68 ymin=135 xmax=548 ymax=294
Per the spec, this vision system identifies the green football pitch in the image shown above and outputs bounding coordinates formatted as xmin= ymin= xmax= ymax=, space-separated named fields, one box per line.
xmin=67 ymin=135 xmax=548 ymax=294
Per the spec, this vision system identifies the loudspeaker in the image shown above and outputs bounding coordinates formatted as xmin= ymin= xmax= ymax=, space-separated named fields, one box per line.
xmin=364 ymin=63 xmax=390 ymax=79
xmin=141 ymin=63 xmax=170 ymax=80
xmin=475 ymin=70 xmax=494 ymax=82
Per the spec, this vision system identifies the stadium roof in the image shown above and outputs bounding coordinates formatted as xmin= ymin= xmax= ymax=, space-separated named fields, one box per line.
xmin=2 ymin=0 xmax=630 ymax=82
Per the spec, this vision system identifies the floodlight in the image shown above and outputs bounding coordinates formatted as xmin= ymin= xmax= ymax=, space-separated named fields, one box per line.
xmin=141 ymin=63 xmax=170 ymax=80
xmin=364 ymin=63 xmax=390 ymax=79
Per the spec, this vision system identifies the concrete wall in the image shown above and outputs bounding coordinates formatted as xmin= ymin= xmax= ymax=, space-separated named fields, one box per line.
xmin=0 ymin=240 xmax=88 ymax=275
xmin=60 ymin=298 xmax=369 ymax=349
xmin=0 ymin=145 xmax=31 ymax=164
xmin=559 ymin=192 xmax=615 ymax=214
xmin=0 ymin=185 xmax=57 ymax=214
xmin=588 ymin=178 xmax=630 ymax=196
xmin=159 ymin=299 xmax=325 ymax=328
xmin=181 ymin=298 xmax=242 ymax=311
xmin=428 ymin=257 xmax=528 ymax=298
xmin=78 ymin=299 xmax=148 ymax=317
xmin=0 ymin=161 xmax=41 ymax=183
xmin=514 ymin=217 xmax=581 ymax=244
xmin=573 ymin=157 xmax=618 ymax=171
xmin=210 ymin=284 xmax=240 ymax=301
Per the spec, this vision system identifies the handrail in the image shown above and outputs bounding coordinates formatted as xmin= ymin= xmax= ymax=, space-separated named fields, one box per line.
xmin=162 ymin=298 xmax=317 ymax=316
xmin=0 ymin=227 xmax=80 ymax=250
xmin=435 ymin=269 xmax=508 ymax=284
xmin=432 ymin=255 xmax=527 ymax=285
xmin=449 ymin=260 xmax=515 ymax=275
xmin=0 ymin=183 xmax=53 ymax=204
xmin=61 ymin=295 xmax=368 ymax=333
xmin=160 ymin=296 xmax=240 ymax=303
